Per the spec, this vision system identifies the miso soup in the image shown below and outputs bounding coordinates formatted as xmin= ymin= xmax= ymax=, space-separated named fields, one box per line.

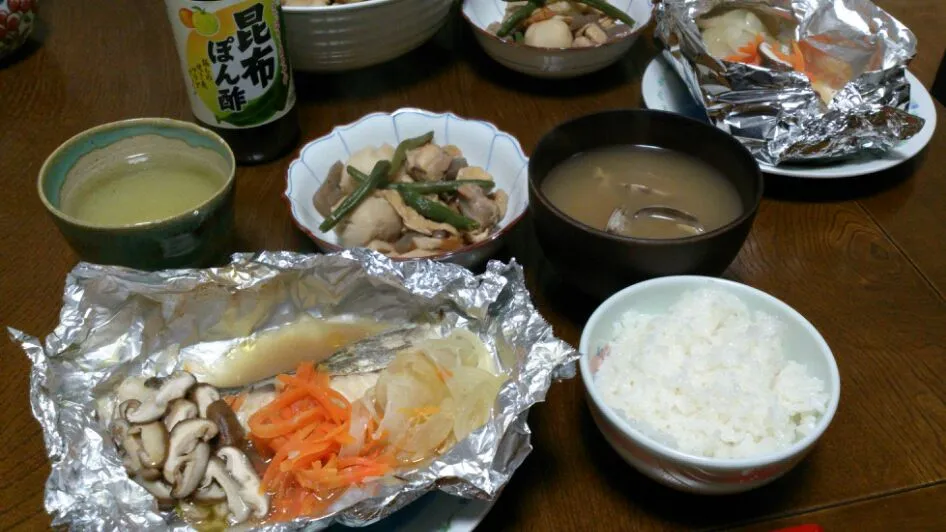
xmin=540 ymin=145 xmax=742 ymax=239
xmin=61 ymin=154 xmax=227 ymax=227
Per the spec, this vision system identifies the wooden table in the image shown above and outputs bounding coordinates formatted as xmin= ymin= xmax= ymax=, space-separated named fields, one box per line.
xmin=2 ymin=1 xmax=945 ymax=530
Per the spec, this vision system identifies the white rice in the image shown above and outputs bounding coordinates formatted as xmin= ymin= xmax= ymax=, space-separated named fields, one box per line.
xmin=595 ymin=288 xmax=828 ymax=459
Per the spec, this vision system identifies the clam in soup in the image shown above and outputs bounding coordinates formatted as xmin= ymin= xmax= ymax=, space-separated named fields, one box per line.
xmin=540 ymin=145 xmax=742 ymax=239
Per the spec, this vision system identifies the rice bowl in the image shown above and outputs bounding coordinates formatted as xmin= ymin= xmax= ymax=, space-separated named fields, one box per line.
xmin=579 ymin=276 xmax=841 ymax=495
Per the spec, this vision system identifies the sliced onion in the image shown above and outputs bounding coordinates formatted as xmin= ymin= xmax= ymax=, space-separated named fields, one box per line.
xmin=449 ymin=367 xmax=505 ymax=440
xmin=397 ymin=398 xmax=455 ymax=456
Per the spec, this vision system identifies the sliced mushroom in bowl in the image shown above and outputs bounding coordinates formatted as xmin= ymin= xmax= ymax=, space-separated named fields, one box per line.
xmin=284 ymin=108 xmax=529 ymax=269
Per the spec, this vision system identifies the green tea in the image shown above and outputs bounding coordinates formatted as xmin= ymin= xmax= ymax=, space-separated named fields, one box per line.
xmin=62 ymin=157 xmax=226 ymax=226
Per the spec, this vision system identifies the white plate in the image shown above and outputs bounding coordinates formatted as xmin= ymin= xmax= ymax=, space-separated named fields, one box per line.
xmin=285 ymin=108 xmax=529 ymax=268
xmin=331 ymin=492 xmax=495 ymax=532
xmin=642 ymin=56 xmax=938 ymax=178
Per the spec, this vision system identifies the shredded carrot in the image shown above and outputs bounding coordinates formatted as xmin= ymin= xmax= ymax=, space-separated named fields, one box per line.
xmin=248 ymin=362 xmax=393 ymax=522
xmin=724 ymin=34 xmax=764 ymax=65
xmin=223 ymin=391 xmax=249 ymax=413
xmin=791 ymin=41 xmax=807 ymax=73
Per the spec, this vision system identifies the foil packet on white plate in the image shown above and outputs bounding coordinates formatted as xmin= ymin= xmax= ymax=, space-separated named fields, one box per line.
xmin=8 ymin=250 xmax=578 ymax=531
xmin=655 ymin=0 xmax=925 ymax=166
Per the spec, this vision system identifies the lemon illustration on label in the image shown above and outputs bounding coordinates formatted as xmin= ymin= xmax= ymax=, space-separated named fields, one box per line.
xmin=192 ymin=8 xmax=220 ymax=37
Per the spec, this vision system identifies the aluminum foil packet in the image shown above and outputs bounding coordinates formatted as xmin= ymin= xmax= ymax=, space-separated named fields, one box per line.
xmin=655 ymin=0 xmax=925 ymax=165
xmin=8 ymin=250 xmax=578 ymax=531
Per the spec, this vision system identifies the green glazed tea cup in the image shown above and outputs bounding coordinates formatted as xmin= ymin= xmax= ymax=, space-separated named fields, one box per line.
xmin=38 ymin=117 xmax=237 ymax=270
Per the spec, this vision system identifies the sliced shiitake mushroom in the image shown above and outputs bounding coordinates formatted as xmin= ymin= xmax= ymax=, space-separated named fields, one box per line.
xmin=205 ymin=400 xmax=246 ymax=449
xmin=130 ymin=421 xmax=169 ymax=470
xmin=132 ymin=475 xmax=175 ymax=510
xmin=217 ymin=446 xmax=269 ymax=519
xmin=125 ymin=372 xmax=197 ymax=424
xmin=164 ymin=399 xmax=199 ymax=432
xmin=190 ymin=384 xmax=221 ymax=419
xmin=163 ymin=419 xmax=218 ymax=498
xmin=112 ymin=419 xmax=145 ymax=475
xmin=170 ymin=442 xmax=211 ymax=499
xmin=202 ymin=457 xmax=252 ymax=525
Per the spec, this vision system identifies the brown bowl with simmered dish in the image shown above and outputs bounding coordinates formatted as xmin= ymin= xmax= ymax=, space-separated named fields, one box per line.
xmin=528 ymin=109 xmax=763 ymax=300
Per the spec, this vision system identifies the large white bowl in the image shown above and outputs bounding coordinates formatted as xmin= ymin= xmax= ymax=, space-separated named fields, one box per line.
xmin=285 ymin=108 xmax=529 ymax=269
xmin=282 ymin=0 xmax=454 ymax=72
xmin=579 ymin=276 xmax=841 ymax=495
xmin=462 ymin=0 xmax=653 ymax=79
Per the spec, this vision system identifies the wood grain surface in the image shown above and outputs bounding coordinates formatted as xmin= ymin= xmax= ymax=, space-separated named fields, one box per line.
xmin=2 ymin=1 xmax=945 ymax=530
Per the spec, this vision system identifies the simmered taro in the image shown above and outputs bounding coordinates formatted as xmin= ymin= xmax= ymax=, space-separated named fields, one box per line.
xmin=486 ymin=1 xmax=636 ymax=49
xmin=313 ymin=132 xmax=509 ymax=258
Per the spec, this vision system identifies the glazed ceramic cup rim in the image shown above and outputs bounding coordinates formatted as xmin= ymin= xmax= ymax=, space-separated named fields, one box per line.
xmin=528 ymin=109 xmax=764 ymax=246
xmin=38 ymin=117 xmax=237 ymax=232
xmin=578 ymin=275 xmax=842 ymax=471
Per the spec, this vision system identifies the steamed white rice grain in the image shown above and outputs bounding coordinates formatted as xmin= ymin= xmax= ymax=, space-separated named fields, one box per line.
xmin=595 ymin=288 xmax=828 ymax=459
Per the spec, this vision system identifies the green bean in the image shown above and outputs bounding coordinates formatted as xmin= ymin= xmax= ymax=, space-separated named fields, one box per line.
xmin=389 ymin=180 xmax=495 ymax=194
xmin=579 ymin=0 xmax=636 ymax=28
xmin=348 ymin=166 xmax=494 ymax=194
xmin=398 ymin=189 xmax=479 ymax=230
xmin=390 ymin=131 xmax=435 ymax=177
xmin=497 ymin=1 xmax=544 ymax=38
xmin=318 ymin=160 xmax=391 ymax=232
xmin=347 ymin=166 xmax=372 ymax=184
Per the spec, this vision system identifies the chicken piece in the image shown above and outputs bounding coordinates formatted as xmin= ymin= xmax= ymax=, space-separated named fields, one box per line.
xmin=456 ymin=166 xmax=493 ymax=182
xmin=581 ymin=23 xmax=609 ymax=45
xmin=569 ymin=13 xmax=599 ymax=32
xmin=414 ymin=234 xmax=462 ymax=251
xmin=398 ymin=248 xmax=442 ymax=258
xmin=462 ymin=199 xmax=505 ymax=242
xmin=444 ymin=158 xmax=468 ymax=181
xmin=377 ymin=189 xmax=459 ymax=236
xmin=341 ymin=144 xmax=396 ymax=193
xmin=393 ymin=231 xmax=422 ymax=254
xmin=366 ymin=240 xmax=397 ymax=254
xmin=313 ymin=161 xmax=345 ymax=218
xmin=491 ymin=190 xmax=509 ymax=220
xmin=457 ymin=184 xmax=502 ymax=229
xmin=406 ymin=144 xmax=454 ymax=182
xmin=464 ymin=228 xmax=493 ymax=244
xmin=391 ymin=165 xmax=414 ymax=184
xmin=442 ymin=145 xmax=463 ymax=157
xmin=337 ymin=195 xmax=403 ymax=247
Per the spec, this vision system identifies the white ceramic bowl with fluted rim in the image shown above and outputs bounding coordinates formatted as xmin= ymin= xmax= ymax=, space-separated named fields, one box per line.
xmin=462 ymin=0 xmax=653 ymax=79
xmin=285 ymin=108 xmax=529 ymax=269
xmin=579 ymin=276 xmax=841 ymax=495
xmin=281 ymin=0 xmax=454 ymax=72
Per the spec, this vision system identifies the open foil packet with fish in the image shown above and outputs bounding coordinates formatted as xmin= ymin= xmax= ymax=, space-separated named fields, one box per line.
xmin=8 ymin=250 xmax=578 ymax=531
xmin=655 ymin=0 xmax=925 ymax=166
